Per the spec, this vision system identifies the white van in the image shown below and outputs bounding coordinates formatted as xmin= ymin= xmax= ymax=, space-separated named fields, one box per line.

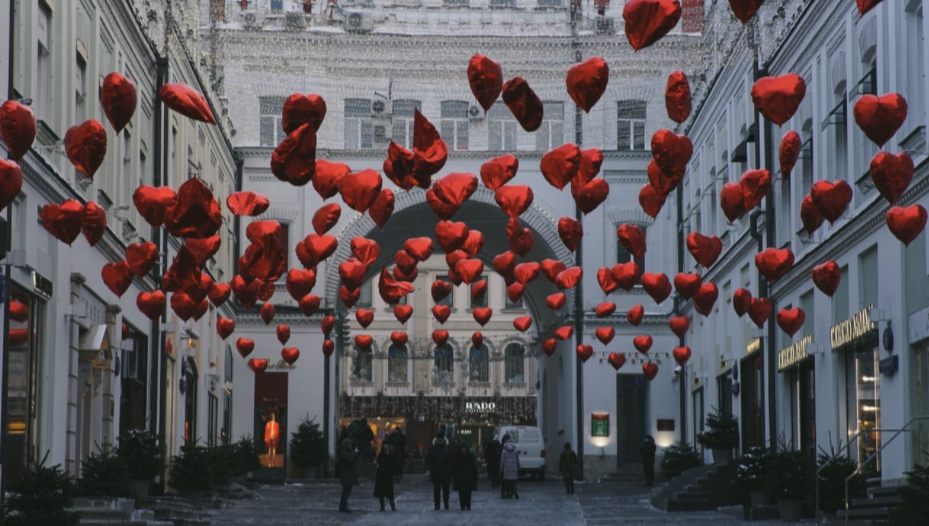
xmin=494 ymin=425 xmax=546 ymax=480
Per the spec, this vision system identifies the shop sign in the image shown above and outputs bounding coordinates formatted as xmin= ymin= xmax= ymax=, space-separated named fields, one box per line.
xmin=591 ymin=413 xmax=609 ymax=437
xmin=267 ymin=361 xmax=296 ymax=370
xmin=657 ymin=419 xmax=675 ymax=431
xmin=831 ymin=307 xmax=876 ymax=351
xmin=778 ymin=335 xmax=813 ymax=371
xmin=746 ymin=338 xmax=762 ymax=356
xmin=32 ymin=270 xmax=52 ymax=299
xmin=465 ymin=402 xmax=495 ymax=414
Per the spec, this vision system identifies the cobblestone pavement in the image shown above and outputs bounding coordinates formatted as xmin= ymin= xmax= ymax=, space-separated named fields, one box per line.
xmin=207 ymin=474 xmax=783 ymax=526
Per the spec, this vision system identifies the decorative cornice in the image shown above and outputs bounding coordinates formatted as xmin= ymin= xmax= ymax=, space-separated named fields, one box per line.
xmin=606 ymin=209 xmax=654 ymax=226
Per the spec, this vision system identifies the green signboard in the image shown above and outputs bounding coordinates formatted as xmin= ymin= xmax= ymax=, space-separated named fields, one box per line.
xmin=591 ymin=413 xmax=609 ymax=437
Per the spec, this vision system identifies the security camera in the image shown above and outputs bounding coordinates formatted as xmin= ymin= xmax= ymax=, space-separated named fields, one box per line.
xmin=185 ymin=327 xmax=201 ymax=341
xmin=674 ymin=365 xmax=683 ymax=374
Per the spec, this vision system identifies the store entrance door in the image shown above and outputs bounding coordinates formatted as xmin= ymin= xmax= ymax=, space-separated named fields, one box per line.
xmin=616 ymin=375 xmax=648 ymax=465
xmin=740 ymin=353 xmax=765 ymax=450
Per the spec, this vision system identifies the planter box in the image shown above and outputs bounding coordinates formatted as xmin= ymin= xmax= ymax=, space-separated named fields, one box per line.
xmin=749 ymin=489 xmax=769 ymax=507
xmin=129 ymin=479 xmax=151 ymax=499
xmin=711 ymin=448 xmax=733 ymax=464
xmin=777 ymin=500 xmax=802 ymax=522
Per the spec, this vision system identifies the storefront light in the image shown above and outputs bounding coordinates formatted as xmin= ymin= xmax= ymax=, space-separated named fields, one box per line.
xmin=861 ymin=375 xmax=877 ymax=382
xmin=862 ymin=405 xmax=879 ymax=412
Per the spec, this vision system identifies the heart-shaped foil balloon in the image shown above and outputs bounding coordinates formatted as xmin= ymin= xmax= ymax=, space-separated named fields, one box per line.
xmin=432 ymin=172 xmax=479 ymax=213
xmin=608 ymin=352 xmax=626 ymax=371
xmin=686 ymin=232 xmax=722 ymax=268
xmin=281 ymin=347 xmax=300 ymax=366
xmin=693 ymin=282 xmax=719 ymax=316
xmin=0 ymin=159 xmax=23 ymax=213
xmin=542 ymin=339 xmax=558 ymax=357
xmin=554 ymin=267 xmax=583 ymax=290
xmin=540 ymin=143 xmax=581 ymax=191
xmin=260 ymin=302 xmax=276 ymax=325
xmin=217 ymin=317 xmax=235 ymax=340
xmin=480 ymin=154 xmax=519 ymax=190
xmin=64 ymin=120 xmax=107 ymax=179
xmin=812 ymin=261 xmax=841 ymax=297
xmin=641 ymin=272 xmax=672 ymax=304
xmin=779 ymin=131 xmax=801 ymax=182
xmin=282 ymin=93 xmax=327 ymax=133
xmin=647 ymin=160 xmax=683 ymax=197
xmin=392 ymin=331 xmax=409 ymax=348
xmin=369 ymin=189 xmax=395 ymax=229
xmin=170 ymin=292 xmax=202 ymax=322
xmin=495 ymin=185 xmax=534 ymax=218
xmin=322 ymin=315 xmax=335 ymax=337
xmin=886 ymin=205 xmax=927 ymax=246
xmin=565 ymin=57 xmax=609 ymax=113
xmin=339 ymin=169 xmax=382 ymax=214
xmin=576 ymin=344 xmax=594 ymax=363
xmin=751 ymin=74 xmax=807 ymax=126
xmin=664 ymin=70 xmax=692 ymax=123
xmin=209 ymin=282 xmax=232 ymax=307
xmin=297 ymin=233 xmax=338 ymax=268
xmin=728 ymin=0 xmax=766 ymax=24
xmin=311 ymin=203 xmax=341 ymax=236
xmin=669 ymin=315 xmax=690 ymax=338
xmin=0 ymin=100 xmax=36 ymax=161
xmin=350 ymin=237 xmax=380 ymax=267
xmin=473 ymin=307 xmax=493 ymax=327
xmin=404 ymin=237 xmax=434 ymax=262
xmin=627 ymin=305 xmax=644 ymax=326
xmin=384 ymin=109 xmax=447 ymax=191
xmin=432 ymin=330 xmax=449 ymax=346
xmin=126 ymin=241 xmax=158 ymax=278
xmin=733 ymin=287 xmax=753 ymax=318
xmin=776 ymin=308 xmax=806 ymax=337
xmin=40 ymin=199 xmax=84 ymax=245
xmin=739 ymin=169 xmax=772 ymax=211
xmin=557 ymin=217 xmax=584 ymax=253
xmin=162 ymin=246 xmax=202 ymax=294
xmin=133 ymin=185 xmax=176 ymax=228
xmin=755 ymin=248 xmax=795 ymax=283
xmin=164 ymin=177 xmax=222 ymax=239
xmin=286 ymin=268 xmax=317 ymax=301
xmin=394 ymin=304 xmax=413 ymax=324
xmin=227 ymin=191 xmax=270 ymax=216
xmin=455 ymin=258 xmax=484 ymax=285
xmin=355 ymin=309 xmax=374 ymax=329
xmin=102 ymin=261 xmax=134 ymax=297
xmin=471 ymin=280 xmax=488 ymax=302
xmin=471 ymin=332 xmax=483 ymax=349
xmin=673 ymin=272 xmax=703 ymax=300
xmin=338 ymin=258 xmax=367 ymax=291
xmin=870 ymin=152 xmax=914 ymax=205
xmin=633 ymin=335 xmax=653 ymax=354
xmin=271 ymin=123 xmax=316 ymax=186
xmin=378 ymin=268 xmax=414 ymax=304
xmin=642 ymin=362 xmax=659 ymax=381
xmin=720 ymin=182 xmax=747 ymax=223
xmin=595 ymin=327 xmax=615 ymax=345
xmin=506 ymin=282 xmax=525 ymax=303
xmin=501 ymin=77 xmax=544 ymax=132
xmin=617 ymin=224 xmax=646 ymax=259
xmin=159 ymin=83 xmax=216 ymax=124
xmin=611 ymin=262 xmax=640 ymax=291
xmin=101 ymin=72 xmax=137 ymax=133
xmin=546 ymin=292 xmax=567 ymax=310
xmin=297 ymin=294 xmax=320 ymax=317
xmin=435 ymin=220 xmax=470 ymax=253
xmin=314 ymin=160 xmax=349 ymax=200
xmin=468 ymin=54 xmax=504 ymax=112
xmin=853 ymin=93 xmax=908 ymax=148
xmin=493 ymin=251 xmax=517 ymax=279
xmin=572 ymin=178 xmax=610 ymax=215
xmin=514 ymin=262 xmax=541 ymax=285
xmin=639 ymin=183 xmax=668 ymax=219
xmin=81 ymin=201 xmax=107 ymax=247
xmin=623 ymin=0 xmax=682 ymax=51
xmin=541 ymin=259 xmax=566 ymax=283
xmin=136 ymin=290 xmax=166 ymax=321
xmin=248 ymin=358 xmax=268 ymax=374
xmin=555 ymin=326 xmax=575 ymax=341
xmin=801 ymin=194 xmax=825 ymax=235
xmin=857 ymin=0 xmax=885 ymax=15
xmin=810 ymin=180 xmax=853 ymax=224
xmin=673 ymin=346 xmax=692 ymax=366
xmin=322 ymin=340 xmax=335 ymax=358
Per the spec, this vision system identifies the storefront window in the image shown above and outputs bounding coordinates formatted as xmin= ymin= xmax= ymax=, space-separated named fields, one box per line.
xmin=469 ymin=346 xmax=489 ymax=382
xmin=916 ymin=343 xmax=929 ymax=467
xmin=353 ymin=346 xmax=373 ymax=382
xmin=504 ymin=343 xmax=525 ymax=383
xmin=846 ymin=345 xmax=881 ymax=475
xmin=387 ymin=344 xmax=408 ymax=383
xmin=3 ymin=286 xmax=43 ymax=479
xmin=255 ymin=372 xmax=288 ymax=468
xmin=434 ymin=344 xmax=453 ymax=373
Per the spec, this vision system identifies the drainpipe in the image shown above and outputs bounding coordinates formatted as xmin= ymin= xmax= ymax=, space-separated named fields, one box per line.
xmin=153 ymin=56 xmax=170 ymax=495
xmin=762 ymin=98 xmax=777 ymax=452
xmin=676 ymin=180 xmax=686 ymax=444
xmin=569 ymin=0 xmax=585 ymax=481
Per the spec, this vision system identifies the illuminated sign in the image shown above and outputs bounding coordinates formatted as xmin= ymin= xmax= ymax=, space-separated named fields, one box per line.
xmin=465 ymin=402 xmax=496 ymax=414
xmin=778 ymin=334 xmax=813 ymax=371
xmin=746 ymin=338 xmax=761 ymax=355
xmin=591 ymin=413 xmax=609 ymax=437
xmin=830 ymin=307 xmax=876 ymax=351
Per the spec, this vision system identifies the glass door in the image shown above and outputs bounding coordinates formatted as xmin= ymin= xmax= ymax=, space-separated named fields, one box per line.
xmin=4 ymin=286 xmax=43 ymax=480
xmin=847 ymin=345 xmax=881 ymax=475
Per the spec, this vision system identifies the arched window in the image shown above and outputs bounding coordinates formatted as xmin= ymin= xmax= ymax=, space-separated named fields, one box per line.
xmin=352 ymin=346 xmax=373 ymax=382
xmin=504 ymin=343 xmax=525 ymax=383
xmin=387 ymin=344 xmax=408 ymax=383
xmin=469 ymin=345 xmax=489 ymax=382
xmin=434 ymin=344 xmax=454 ymax=373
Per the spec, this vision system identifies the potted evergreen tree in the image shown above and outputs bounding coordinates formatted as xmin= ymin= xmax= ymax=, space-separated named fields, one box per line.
xmin=230 ymin=435 xmax=262 ymax=484
xmin=696 ymin=409 xmax=739 ymax=463
xmin=734 ymin=447 xmax=770 ymax=506
xmin=116 ymin=429 xmax=164 ymax=498
xmin=763 ymin=448 xmax=813 ymax=522
xmin=3 ymin=453 xmax=80 ymax=526
xmin=290 ymin=415 xmax=327 ymax=478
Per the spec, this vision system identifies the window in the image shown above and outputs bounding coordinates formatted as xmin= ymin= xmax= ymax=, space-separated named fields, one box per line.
xmin=832 ymin=265 xmax=850 ymax=325
xmin=504 ymin=343 xmax=525 ymax=383
xmin=905 ymin=2 xmax=925 ymax=134
xmin=277 ymin=223 xmax=290 ymax=275
xmin=443 ymin=0 xmax=469 ymax=6
xmin=617 ymin=225 xmax=646 ymax=271
xmin=75 ymin=55 xmax=87 ymax=123
xmin=271 ymin=0 xmax=284 ymax=12
xmin=36 ymin=2 xmax=52 ymax=123
xmin=536 ymin=102 xmax=564 ymax=151
xmin=799 ymin=291 xmax=814 ymax=338
xmin=617 ymin=100 xmax=647 ymax=150
xmin=859 ymin=247 xmax=878 ymax=310
xmin=489 ymin=102 xmax=517 ymax=151
xmin=441 ymin=101 xmax=469 ymax=151
xmin=435 ymin=276 xmax=454 ymax=307
xmin=211 ymin=0 xmax=226 ymax=21
xmin=357 ymin=279 xmax=372 ymax=308
xmin=392 ymin=100 xmax=421 ymax=148
xmin=434 ymin=344 xmax=454 ymax=374
xmin=537 ymin=0 xmax=563 ymax=6
xmin=469 ymin=346 xmax=489 ymax=382
xmin=208 ymin=394 xmax=219 ymax=447
xmin=388 ymin=345 xmax=408 ymax=383
xmin=344 ymin=98 xmax=373 ymax=149
xmin=505 ymin=293 xmax=523 ymax=309
xmin=259 ymin=96 xmax=286 ymax=146
xmin=353 ymin=347 xmax=373 ymax=382
xmin=470 ymin=284 xmax=488 ymax=308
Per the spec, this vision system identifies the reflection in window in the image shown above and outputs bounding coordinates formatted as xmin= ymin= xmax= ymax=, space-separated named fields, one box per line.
xmin=388 ymin=345 xmax=408 ymax=383
xmin=353 ymin=346 xmax=373 ymax=382
xmin=469 ymin=346 xmax=489 ymax=382
xmin=434 ymin=344 xmax=454 ymax=373
xmin=504 ymin=343 xmax=525 ymax=383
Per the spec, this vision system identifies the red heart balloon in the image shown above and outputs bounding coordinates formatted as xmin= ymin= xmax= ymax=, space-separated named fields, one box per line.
xmin=471 ymin=280 xmax=488 ymax=302
xmin=81 ymin=201 xmax=107 ymax=247
xmin=546 ymin=292 xmax=567 ymax=310
xmin=170 ymin=292 xmax=201 ymax=322
xmin=801 ymin=194 xmax=825 ymax=235
xmin=282 ymin=93 xmax=327 ymax=133
xmin=473 ymin=307 xmax=493 ymax=327
xmin=642 ymin=362 xmax=659 ymax=380
xmin=611 ymin=262 xmax=640 ymax=291
xmin=236 ymin=338 xmax=256 ymax=358
xmin=576 ymin=344 xmax=594 ymax=362
xmin=378 ymin=267 xmax=414 ymax=304
xmin=502 ymin=77 xmax=544 ymax=132
xmin=811 ymin=180 xmax=853 ymax=224
xmin=748 ymin=297 xmax=772 ymax=329
xmin=617 ymin=224 xmax=646 ymax=260
xmin=339 ymin=169 xmax=383 ymax=214
xmin=461 ymin=230 xmax=485 ymax=257
xmin=433 ymin=304 xmax=451 ymax=324
xmin=728 ymin=0 xmax=765 ymax=23
xmin=298 ymin=233 xmax=338 ymax=268
xmin=541 ymin=260 xmax=566 ymax=283
xmin=209 ymin=282 xmax=231 ymax=307
xmin=507 ymin=217 xmax=534 ymax=257
xmin=608 ymin=352 xmax=626 ymax=371
xmin=669 ymin=316 xmax=690 ymax=338
xmin=555 ymin=326 xmax=575 ymax=341
xmin=693 ymin=282 xmax=719 ymax=316
xmin=384 ymin=109 xmax=447 ymax=191
xmin=595 ymin=327 xmax=615 ymax=345
xmin=338 ymin=258 xmax=367 ymax=291
xmin=623 ymin=0 xmax=682 ymax=51
xmin=639 ymin=183 xmax=668 ymax=219
xmin=102 ymin=261 xmax=133 ymax=297
xmin=633 ymin=335 xmax=653 ymax=354
xmin=64 ymin=120 xmax=107 ymax=180
xmin=392 ymin=331 xmax=409 ymax=348
xmin=540 ymin=143 xmax=581 ymax=191
xmin=350 ymin=238 xmax=380 ymax=267
xmin=435 ymin=221 xmax=470 ymax=253
xmin=555 ymin=267 xmax=583 ymax=290
xmin=314 ymin=160 xmax=349 ymax=200
xmin=227 ymin=191 xmax=270 ymax=217
xmin=394 ymin=304 xmax=413 ymax=324
xmin=0 ymin=100 xmax=36 ymax=161
xmin=673 ymin=346 xmax=692 ymax=366
xmin=751 ymin=74 xmax=807 ymax=126
xmin=673 ymin=272 xmax=703 ymax=300
xmin=740 ymin=169 xmax=772 ymax=211
xmin=596 ymin=302 xmax=617 ymax=318
xmin=467 ymin=332 xmax=482 ymax=350
xmin=322 ymin=316 xmax=335 ymax=337
xmin=514 ymin=262 xmax=541 ymax=285
xmin=626 ymin=305 xmax=644 ymax=326
xmin=512 ymin=316 xmax=532 ymax=332
xmin=137 ymin=291 xmax=166 ymax=321
xmin=433 ymin=172 xmax=479 ymax=211
xmin=369 ymin=189 xmax=395 ymax=229
xmin=779 ymin=131 xmax=801 ymax=181
xmin=432 ymin=330 xmax=449 ymax=346
xmin=686 ymin=233 xmax=723 ymax=268
xmin=285 ymin=268 xmax=316 ymax=302
xmin=231 ymin=275 xmax=260 ymax=311
xmin=566 ymin=57 xmax=609 ymax=113
xmin=281 ymin=347 xmax=300 ymax=365
xmin=542 ymin=338 xmax=558 ymax=357
xmin=277 ymin=324 xmax=291 ymax=345
xmin=720 ymin=182 xmax=747 ymax=223
xmin=595 ymin=268 xmax=617 ymax=295
xmin=162 ymin=247 xmax=202 ymax=294
xmin=431 ymin=280 xmax=453 ymax=303
xmin=572 ymin=178 xmax=610 ymax=215
xmin=647 ymin=159 xmax=683 ymax=197
xmin=755 ymin=248 xmax=795 ymax=283
xmin=248 ymin=358 xmax=268 ymax=374
xmin=557 ymin=217 xmax=584 ymax=253
xmin=665 ymin=70 xmax=692 ymax=123
xmin=480 ymin=154 xmax=519 ymax=190
xmin=641 ymin=272 xmax=671 ymax=304
xmin=733 ymin=287 xmax=753 ymax=318
xmin=260 ymin=302 xmax=276 ymax=325
xmin=125 ymin=241 xmax=158 ymax=278
xmin=299 ymin=294 xmax=321 ymax=317
xmin=870 ymin=152 xmax=914 ymax=205
xmin=468 ymin=54 xmax=504 ymax=112
xmin=0 ymin=159 xmax=23 ymax=213
xmin=186 ymin=273 xmax=213 ymax=304
xmin=216 ymin=317 xmax=235 ymax=340
xmin=506 ymin=282 xmax=525 ymax=303
xmin=404 ymin=237 xmax=434 ymax=261
xmin=159 ymin=83 xmax=216 ymax=123
xmin=812 ymin=261 xmax=842 ymax=297
xmin=857 ymin=0 xmax=884 ymax=15
xmin=455 ymin=258 xmax=484 ymax=285
xmin=40 ymin=199 xmax=84 ymax=245
xmin=355 ymin=308 xmax=374 ymax=329
xmin=133 ymin=185 xmax=176 ymax=228
xmin=495 ymin=185 xmax=534 ymax=218
xmin=776 ymin=308 xmax=806 ymax=337
xmin=853 ymin=93 xmax=908 ymax=148
xmin=164 ymin=178 xmax=222 ymax=239
xmin=493 ymin=251 xmax=517 ymax=279
xmin=651 ymin=130 xmax=692 ymax=178
xmin=887 ymin=205 xmax=927 ymax=246
xmin=101 ymin=72 xmax=137 ymax=133
xmin=355 ymin=334 xmax=374 ymax=350
xmin=322 ymin=340 xmax=335 ymax=358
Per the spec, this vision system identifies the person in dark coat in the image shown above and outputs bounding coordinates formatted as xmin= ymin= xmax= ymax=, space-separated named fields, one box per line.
xmin=485 ymin=434 xmax=502 ymax=489
xmin=425 ymin=433 xmax=452 ymax=510
xmin=452 ymin=443 xmax=479 ymax=510
xmin=373 ymin=443 xmax=396 ymax=511
xmin=337 ymin=439 xmax=359 ymax=512
xmin=559 ymin=442 xmax=578 ymax=494
xmin=499 ymin=434 xmax=520 ymax=499
xmin=390 ymin=427 xmax=407 ymax=477
xmin=640 ymin=434 xmax=657 ymax=487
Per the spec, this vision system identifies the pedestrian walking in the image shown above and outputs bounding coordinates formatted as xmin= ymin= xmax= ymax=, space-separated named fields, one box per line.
xmin=640 ymin=434 xmax=657 ymax=487
xmin=499 ymin=434 xmax=520 ymax=499
xmin=374 ymin=443 xmax=397 ymax=511
xmin=390 ymin=426 xmax=407 ymax=477
xmin=337 ymin=439 xmax=359 ymax=513
xmin=425 ymin=433 xmax=453 ymax=510
xmin=485 ymin=434 xmax=502 ymax=489
xmin=559 ymin=442 xmax=578 ymax=494
xmin=452 ymin=443 xmax=479 ymax=511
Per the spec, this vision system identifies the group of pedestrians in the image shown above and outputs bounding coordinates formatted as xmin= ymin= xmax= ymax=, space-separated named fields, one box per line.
xmin=425 ymin=433 xmax=480 ymax=510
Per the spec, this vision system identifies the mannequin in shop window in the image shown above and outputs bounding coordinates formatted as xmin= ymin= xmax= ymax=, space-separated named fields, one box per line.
xmin=265 ymin=413 xmax=281 ymax=464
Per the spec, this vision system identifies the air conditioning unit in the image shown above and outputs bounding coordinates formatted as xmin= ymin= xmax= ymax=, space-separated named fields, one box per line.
xmin=344 ymin=10 xmax=374 ymax=34
xmin=595 ymin=17 xmax=614 ymax=36
xmin=373 ymin=123 xmax=392 ymax=143
xmin=371 ymin=98 xmax=392 ymax=117
xmin=468 ymin=104 xmax=484 ymax=121
xmin=284 ymin=11 xmax=306 ymax=31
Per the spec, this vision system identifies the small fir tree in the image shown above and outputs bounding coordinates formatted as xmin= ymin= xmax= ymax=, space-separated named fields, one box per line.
xmin=290 ymin=415 xmax=327 ymax=469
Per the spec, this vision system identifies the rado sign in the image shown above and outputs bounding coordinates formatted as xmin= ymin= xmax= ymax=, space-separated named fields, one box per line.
xmin=830 ymin=307 xmax=876 ymax=351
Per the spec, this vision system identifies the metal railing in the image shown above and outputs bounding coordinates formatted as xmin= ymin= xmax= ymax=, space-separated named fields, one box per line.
xmin=814 ymin=427 xmax=884 ymax=525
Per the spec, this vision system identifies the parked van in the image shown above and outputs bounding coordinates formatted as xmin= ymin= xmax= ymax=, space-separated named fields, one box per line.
xmin=494 ymin=425 xmax=546 ymax=479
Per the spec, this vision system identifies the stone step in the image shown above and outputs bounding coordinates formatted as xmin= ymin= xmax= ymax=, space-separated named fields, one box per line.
xmin=836 ymin=506 xmax=895 ymax=520
xmin=667 ymin=498 xmax=733 ymax=512
xmin=73 ymin=509 xmax=156 ymax=522
xmin=867 ymin=485 xmax=900 ymax=499
xmin=79 ymin=521 xmax=173 ymax=526
xmin=73 ymin=498 xmax=137 ymax=511
xmin=851 ymin=494 xmax=903 ymax=508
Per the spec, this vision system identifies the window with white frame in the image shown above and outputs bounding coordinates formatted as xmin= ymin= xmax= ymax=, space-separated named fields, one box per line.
xmin=75 ymin=54 xmax=87 ymax=123
xmin=434 ymin=344 xmax=454 ymax=374
xmin=441 ymin=101 xmax=469 ymax=151
xmin=259 ymin=96 xmax=286 ymax=146
xmin=617 ymin=225 xmax=647 ymax=271
xmin=905 ymin=1 xmax=925 ymax=138
xmin=36 ymin=2 xmax=52 ymax=123
xmin=469 ymin=346 xmax=489 ymax=382
xmin=617 ymin=100 xmax=647 ymax=150
xmin=353 ymin=346 xmax=373 ymax=382
xmin=435 ymin=275 xmax=454 ymax=307
xmin=489 ymin=102 xmax=517 ymax=151
xmin=391 ymin=99 xmax=421 ymax=149
xmin=357 ymin=279 xmax=372 ymax=308
xmin=344 ymin=98 xmax=373 ymax=149
xmin=387 ymin=345 xmax=408 ymax=383
xmin=504 ymin=343 xmax=525 ymax=383
xmin=535 ymin=101 xmax=564 ymax=151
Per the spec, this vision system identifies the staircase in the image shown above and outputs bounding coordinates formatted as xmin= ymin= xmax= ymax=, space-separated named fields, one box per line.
xmin=665 ymin=459 xmax=749 ymax=512
xmin=604 ymin=463 xmax=646 ymax=484
xmin=143 ymin=497 xmax=214 ymax=526
xmin=72 ymin=498 xmax=172 ymax=526
xmin=825 ymin=485 xmax=903 ymax=526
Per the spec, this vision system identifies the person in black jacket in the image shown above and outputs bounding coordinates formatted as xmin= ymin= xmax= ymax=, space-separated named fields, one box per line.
xmin=373 ymin=443 xmax=396 ymax=511
xmin=389 ymin=427 xmax=407 ymax=478
xmin=484 ymin=435 xmax=502 ymax=489
xmin=640 ymin=434 xmax=657 ymax=487
xmin=337 ymin=439 xmax=359 ymax=512
xmin=452 ymin=443 xmax=479 ymax=511
xmin=425 ymin=433 xmax=452 ymax=510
